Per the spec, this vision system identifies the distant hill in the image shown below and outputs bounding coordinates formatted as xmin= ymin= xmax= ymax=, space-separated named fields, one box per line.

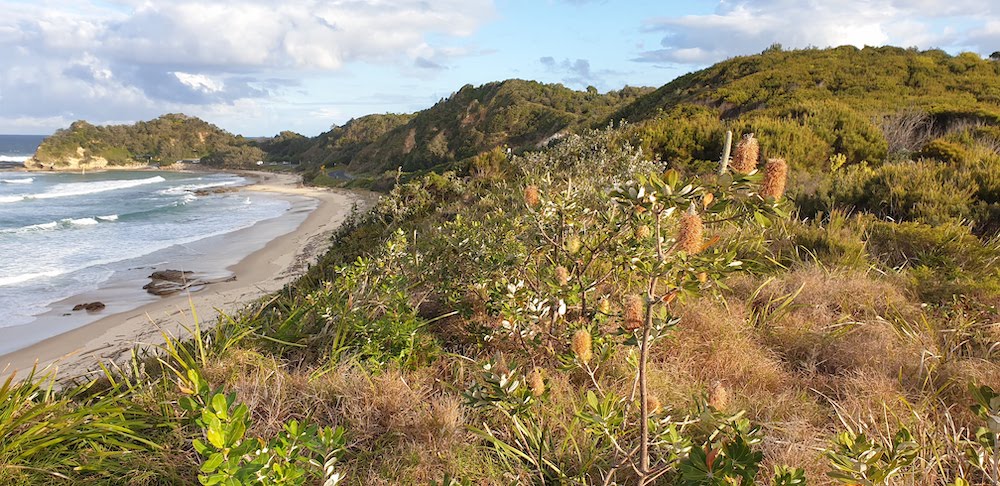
xmin=278 ymin=80 xmax=652 ymax=176
xmin=611 ymin=45 xmax=1000 ymax=170
xmin=29 ymin=114 xmax=263 ymax=169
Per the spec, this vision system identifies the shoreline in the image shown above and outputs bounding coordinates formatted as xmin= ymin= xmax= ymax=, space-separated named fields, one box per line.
xmin=0 ymin=171 xmax=373 ymax=381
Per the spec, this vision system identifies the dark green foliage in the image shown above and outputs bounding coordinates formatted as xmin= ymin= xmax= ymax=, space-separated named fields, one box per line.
xmin=866 ymin=221 xmax=1000 ymax=301
xmin=798 ymin=158 xmax=1000 ymax=233
xmin=34 ymin=114 xmax=258 ymax=167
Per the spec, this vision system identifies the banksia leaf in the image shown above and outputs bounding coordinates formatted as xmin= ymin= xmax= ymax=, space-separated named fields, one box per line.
xmin=760 ymin=158 xmax=788 ymax=200
xmin=555 ymin=266 xmax=570 ymax=286
xmin=572 ymin=329 xmax=593 ymax=363
xmin=523 ymin=185 xmax=540 ymax=207
xmin=677 ymin=211 xmax=704 ymax=255
xmin=528 ymin=368 xmax=545 ymax=397
xmin=731 ymin=133 xmax=759 ymax=173
xmin=624 ymin=294 xmax=644 ymax=330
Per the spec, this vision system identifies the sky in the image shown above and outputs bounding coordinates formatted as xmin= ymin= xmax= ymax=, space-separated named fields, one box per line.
xmin=1 ymin=0 xmax=999 ymax=137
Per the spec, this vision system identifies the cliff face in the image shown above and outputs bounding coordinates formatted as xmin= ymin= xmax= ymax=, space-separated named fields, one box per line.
xmin=25 ymin=147 xmax=110 ymax=170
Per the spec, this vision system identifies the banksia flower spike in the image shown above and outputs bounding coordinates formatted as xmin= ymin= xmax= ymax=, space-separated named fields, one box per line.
xmin=624 ymin=294 xmax=644 ymax=330
xmin=730 ymin=133 xmax=759 ymax=173
xmin=555 ymin=265 xmax=570 ymax=286
xmin=646 ymin=395 xmax=662 ymax=414
xmin=565 ymin=236 xmax=582 ymax=255
xmin=635 ymin=224 xmax=651 ymax=240
xmin=760 ymin=158 xmax=788 ymax=200
xmin=523 ymin=185 xmax=540 ymax=207
xmin=709 ymin=381 xmax=729 ymax=411
xmin=676 ymin=209 xmax=704 ymax=255
xmin=571 ymin=329 xmax=593 ymax=363
xmin=528 ymin=368 xmax=545 ymax=397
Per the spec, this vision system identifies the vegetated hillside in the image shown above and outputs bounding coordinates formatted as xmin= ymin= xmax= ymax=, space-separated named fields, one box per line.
xmin=293 ymin=79 xmax=651 ymax=177
xmin=607 ymin=45 xmax=1000 ymax=234
xmin=616 ymin=45 xmax=1000 ymax=170
xmin=30 ymin=114 xmax=264 ymax=168
xmin=301 ymin=113 xmax=416 ymax=167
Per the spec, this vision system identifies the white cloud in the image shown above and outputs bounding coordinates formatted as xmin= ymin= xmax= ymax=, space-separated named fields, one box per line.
xmin=173 ymin=73 xmax=225 ymax=94
xmin=636 ymin=0 xmax=998 ymax=64
xmin=0 ymin=0 xmax=495 ymax=133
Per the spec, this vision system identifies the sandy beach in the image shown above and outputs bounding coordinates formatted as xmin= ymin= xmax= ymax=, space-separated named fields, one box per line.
xmin=0 ymin=171 xmax=372 ymax=381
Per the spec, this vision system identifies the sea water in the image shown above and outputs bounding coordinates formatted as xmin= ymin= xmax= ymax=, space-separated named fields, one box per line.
xmin=0 ymin=138 xmax=297 ymax=352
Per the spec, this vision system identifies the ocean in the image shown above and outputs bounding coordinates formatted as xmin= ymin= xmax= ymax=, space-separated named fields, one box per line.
xmin=0 ymin=138 xmax=305 ymax=355
xmin=0 ymin=134 xmax=45 ymax=163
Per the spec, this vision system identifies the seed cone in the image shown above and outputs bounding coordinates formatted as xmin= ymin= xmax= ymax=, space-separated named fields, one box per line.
xmin=528 ymin=368 xmax=545 ymax=397
xmin=571 ymin=329 xmax=593 ymax=363
xmin=624 ymin=294 xmax=644 ymax=330
xmin=709 ymin=381 xmax=729 ymax=411
xmin=555 ymin=266 xmax=570 ymax=286
xmin=730 ymin=133 xmax=759 ymax=173
xmin=677 ymin=212 xmax=704 ymax=255
xmin=524 ymin=185 xmax=540 ymax=207
xmin=760 ymin=158 xmax=788 ymax=200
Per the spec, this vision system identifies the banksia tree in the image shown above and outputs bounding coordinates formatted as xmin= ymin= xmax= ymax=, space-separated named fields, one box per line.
xmin=760 ymin=157 xmax=788 ymax=199
xmin=523 ymin=185 xmax=540 ymax=207
xmin=624 ymin=294 xmax=644 ymax=330
xmin=571 ymin=329 xmax=593 ymax=363
xmin=730 ymin=133 xmax=759 ymax=173
xmin=676 ymin=210 xmax=704 ymax=255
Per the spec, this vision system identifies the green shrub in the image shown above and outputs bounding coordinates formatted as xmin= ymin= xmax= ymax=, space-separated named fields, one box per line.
xmin=866 ymin=221 xmax=1000 ymax=301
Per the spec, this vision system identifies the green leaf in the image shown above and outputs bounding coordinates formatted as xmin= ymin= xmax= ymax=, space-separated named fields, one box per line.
xmin=201 ymin=452 xmax=225 ymax=473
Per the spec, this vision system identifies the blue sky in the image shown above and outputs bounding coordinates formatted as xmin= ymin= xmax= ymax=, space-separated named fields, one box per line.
xmin=1 ymin=0 xmax=998 ymax=136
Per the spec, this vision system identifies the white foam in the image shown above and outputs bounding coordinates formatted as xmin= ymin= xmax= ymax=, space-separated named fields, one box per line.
xmin=158 ymin=180 xmax=241 ymax=195
xmin=0 ymin=175 xmax=166 ymax=203
xmin=0 ymin=270 xmax=64 ymax=287
xmin=22 ymin=221 xmax=58 ymax=231
xmin=66 ymin=217 xmax=98 ymax=226
xmin=0 ymin=177 xmax=33 ymax=184
xmin=2 ymin=215 xmax=113 ymax=234
xmin=0 ymin=155 xmax=30 ymax=163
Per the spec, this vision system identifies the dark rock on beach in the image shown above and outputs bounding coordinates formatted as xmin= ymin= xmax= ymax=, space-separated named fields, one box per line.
xmin=72 ymin=301 xmax=106 ymax=312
